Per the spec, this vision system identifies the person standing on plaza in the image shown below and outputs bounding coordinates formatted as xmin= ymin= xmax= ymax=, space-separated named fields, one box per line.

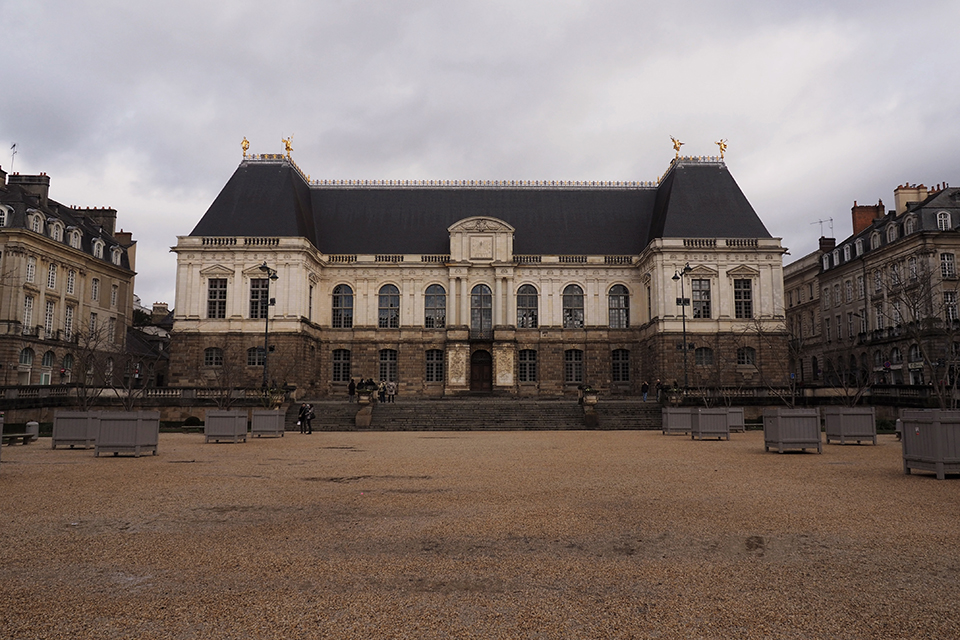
xmin=298 ymin=403 xmax=308 ymax=434
xmin=378 ymin=380 xmax=386 ymax=403
xmin=641 ymin=380 xmax=649 ymax=402
xmin=655 ymin=379 xmax=662 ymax=402
xmin=386 ymin=380 xmax=396 ymax=403
xmin=305 ymin=403 xmax=314 ymax=434
xmin=348 ymin=378 xmax=356 ymax=402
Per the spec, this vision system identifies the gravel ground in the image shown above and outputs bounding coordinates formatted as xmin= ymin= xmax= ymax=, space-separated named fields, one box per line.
xmin=0 ymin=429 xmax=958 ymax=639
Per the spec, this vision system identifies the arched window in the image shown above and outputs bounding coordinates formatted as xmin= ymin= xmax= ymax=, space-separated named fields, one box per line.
xmin=379 ymin=349 xmax=398 ymax=382
xmin=938 ymin=211 xmax=951 ymax=231
xmin=247 ymin=346 xmax=265 ymax=366
xmin=62 ymin=354 xmax=74 ymax=371
xmin=695 ymin=347 xmax=714 ymax=366
xmin=31 ymin=214 xmax=43 ymax=233
xmin=564 ymin=349 xmax=583 ymax=383
xmin=737 ymin=346 xmax=756 ymax=366
xmin=517 ymin=285 xmax=538 ymax=328
xmin=424 ymin=285 xmax=446 ymax=328
xmin=886 ymin=225 xmax=897 ymax=243
xmin=51 ymin=223 xmax=63 ymax=242
xmin=905 ymin=217 xmax=916 ymax=234
xmin=69 ymin=230 xmax=81 ymax=249
xmin=470 ymin=284 xmax=492 ymax=336
xmin=909 ymin=344 xmax=923 ymax=362
xmin=42 ymin=350 xmax=56 ymax=367
xmin=855 ymin=239 xmax=864 ymax=256
xmin=111 ymin=248 xmax=122 ymax=265
xmin=425 ymin=349 xmax=444 ymax=383
xmin=843 ymin=245 xmax=851 ymax=261
xmin=204 ymin=347 xmax=224 ymax=366
xmin=518 ymin=349 xmax=537 ymax=382
xmin=611 ymin=349 xmax=630 ymax=382
xmin=332 ymin=284 xmax=353 ymax=328
xmin=562 ymin=285 xmax=584 ymax=329
xmin=378 ymin=285 xmax=400 ymax=328
xmin=47 ymin=263 xmax=57 ymax=289
xmin=608 ymin=285 xmax=629 ymax=328
xmin=19 ymin=348 xmax=34 ymax=366
xmin=92 ymin=240 xmax=104 ymax=259
xmin=891 ymin=347 xmax=903 ymax=364
xmin=870 ymin=232 xmax=880 ymax=250
xmin=332 ymin=349 xmax=351 ymax=382
xmin=0 ymin=206 xmax=7 ymax=226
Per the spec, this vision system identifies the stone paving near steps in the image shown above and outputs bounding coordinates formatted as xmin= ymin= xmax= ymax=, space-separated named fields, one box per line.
xmin=0 ymin=430 xmax=958 ymax=639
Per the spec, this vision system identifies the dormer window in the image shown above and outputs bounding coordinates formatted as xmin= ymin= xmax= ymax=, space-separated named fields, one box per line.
xmin=822 ymin=255 xmax=830 ymax=270
xmin=887 ymin=225 xmax=898 ymax=243
xmin=68 ymin=229 xmax=81 ymax=249
xmin=832 ymin=249 xmax=839 ymax=266
xmin=855 ymin=239 xmax=863 ymax=256
xmin=92 ymin=239 xmax=104 ymax=259
xmin=0 ymin=205 xmax=8 ymax=227
xmin=843 ymin=245 xmax=851 ymax=261
xmin=30 ymin=213 xmax=43 ymax=234
xmin=905 ymin=216 xmax=916 ymax=234
xmin=938 ymin=211 xmax=952 ymax=231
xmin=871 ymin=232 xmax=881 ymax=250
xmin=111 ymin=247 xmax=122 ymax=266
xmin=48 ymin=220 xmax=63 ymax=242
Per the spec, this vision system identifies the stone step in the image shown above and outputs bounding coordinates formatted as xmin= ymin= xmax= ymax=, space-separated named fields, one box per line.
xmin=288 ymin=398 xmax=664 ymax=431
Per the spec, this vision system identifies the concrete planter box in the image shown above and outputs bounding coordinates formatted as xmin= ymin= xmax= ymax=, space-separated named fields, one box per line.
xmin=763 ymin=408 xmax=822 ymax=454
xmin=823 ymin=407 xmax=877 ymax=445
xmin=52 ymin=411 xmax=99 ymax=449
xmin=900 ymin=409 xmax=960 ymax=480
xmin=251 ymin=410 xmax=285 ymax=437
xmin=727 ymin=407 xmax=746 ymax=433
xmin=95 ymin=411 xmax=160 ymax=457
xmin=691 ymin=408 xmax=731 ymax=440
xmin=204 ymin=410 xmax=248 ymax=444
xmin=662 ymin=407 xmax=693 ymax=435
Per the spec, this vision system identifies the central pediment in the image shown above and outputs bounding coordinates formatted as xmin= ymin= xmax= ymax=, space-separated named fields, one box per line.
xmin=448 ymin=216 xmax=515 ymax=263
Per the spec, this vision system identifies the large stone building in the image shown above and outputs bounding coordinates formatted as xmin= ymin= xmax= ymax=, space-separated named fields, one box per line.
xmin=0 ymin=167 xmax=137 ymax=386
xmin=785 ymin=182 xmax=960 ymax=405
xmin=170 ymin=149 xmax=788 ymax=397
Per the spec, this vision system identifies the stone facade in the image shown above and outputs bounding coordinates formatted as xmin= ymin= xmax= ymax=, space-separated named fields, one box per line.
xmin=170 ymin=154 xmax=788 ymax=397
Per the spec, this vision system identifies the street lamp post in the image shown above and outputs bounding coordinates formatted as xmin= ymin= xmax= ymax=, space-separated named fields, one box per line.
xmin=672 ymin=263 xmax=692 ymax=388
xmin=258 ymin=262 xmax=279 ymax=390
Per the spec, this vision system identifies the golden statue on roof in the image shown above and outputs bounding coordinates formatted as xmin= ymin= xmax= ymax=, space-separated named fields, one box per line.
xmin=241 ymin=137 xmax=250 ymax=158
xmin=716 ymin=138 xmax=728 ymax=160
xmin=670 ymin=136 xmax=684 ymax=159
xmin=282 ymin=135 xmax=294 ymax=158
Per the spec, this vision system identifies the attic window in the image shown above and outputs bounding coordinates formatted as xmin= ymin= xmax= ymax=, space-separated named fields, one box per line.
xmin=111 ymin=248 xmax=122 ymax=266
xmin=92 ymin=240 xmax=104 ymax=259
xmin=855 ymin=239 xmax=863 ymax=256
xmin=843 ymin=245 xmax=851 ymax=261
xmin=905 ymin=217 xmax=916 ymax=234
xmin=871 ymin=232 xmax=880 ymax=250
xmin=886 ymin=225 xmax=897 ymax=243
xmin=938 ymin=211 xmax=952 ymax=231
xmin=31 ymin=214 xmax=43 ymax=233
xmin=69 ymin=230 xmax=81 ymax=249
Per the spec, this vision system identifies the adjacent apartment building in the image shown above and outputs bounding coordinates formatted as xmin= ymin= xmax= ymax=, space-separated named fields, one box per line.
xmin=0 ymin=167 xmax=137 ymax=386
xmin=169 ymin=148 xmax=788 ymax=397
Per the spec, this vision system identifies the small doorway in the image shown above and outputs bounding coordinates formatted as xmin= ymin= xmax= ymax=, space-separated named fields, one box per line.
xmin=470 ymin=349 xmax=492 ymax=392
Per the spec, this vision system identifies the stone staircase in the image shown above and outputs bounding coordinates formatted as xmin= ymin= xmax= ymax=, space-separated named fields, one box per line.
xmin=288 ymin=397 xmax=663 ymax=431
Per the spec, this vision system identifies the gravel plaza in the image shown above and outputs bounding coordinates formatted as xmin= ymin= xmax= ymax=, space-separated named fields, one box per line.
xmin=1 ymin=429 xmax=958 ymax=639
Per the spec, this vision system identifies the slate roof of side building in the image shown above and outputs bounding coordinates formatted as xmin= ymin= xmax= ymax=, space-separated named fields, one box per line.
xmin=190 ymin=156 xmax=772 ymax=254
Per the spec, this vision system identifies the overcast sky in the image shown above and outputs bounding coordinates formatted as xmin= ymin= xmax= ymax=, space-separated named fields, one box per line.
xmin=3 ymin=0 xmax=959 ymax=308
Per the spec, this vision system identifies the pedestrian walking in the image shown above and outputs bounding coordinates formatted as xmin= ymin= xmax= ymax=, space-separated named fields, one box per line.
xmin=305 ymin=403 xmax=314 ymax=434
xmin=655 ymin=379 xmax=662 ymax=402
xmin=348 ymin=378 xmax=356 ymax=402
xmin=641 ymin=380 xmax=649 ymax=402
xmin=386 ymin=380 xmax=396 ymax=403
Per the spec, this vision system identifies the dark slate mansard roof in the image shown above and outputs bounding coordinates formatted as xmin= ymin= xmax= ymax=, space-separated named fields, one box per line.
xmin=190 ymin=158 xmax=772 ymax=255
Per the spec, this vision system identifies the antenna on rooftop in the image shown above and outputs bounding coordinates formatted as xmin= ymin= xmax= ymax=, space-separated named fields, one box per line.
xmin=10 ymin=143 xmax=17 ymax=172
xmin=811 ymin=217 xmax=833 ymax=237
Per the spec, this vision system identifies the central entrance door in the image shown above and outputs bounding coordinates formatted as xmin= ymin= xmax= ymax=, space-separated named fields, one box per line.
xmin=470 ymin=349 xmax=493 ymax=392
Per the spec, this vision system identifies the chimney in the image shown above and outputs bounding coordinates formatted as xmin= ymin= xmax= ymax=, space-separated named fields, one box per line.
xmin=151 ymin=302 xmax=169 ymax=323
xmin=75 ymin=206 xmax=118 ymax=236
xmin=114 ymin=230 xmax=136 ymax=271
xmin=851 ymin=200 xmax=884 ymax=235
xmin=894 ymin=183 xmax=929 ymax=215
xmin=819 ymin=237 xmax=836 ymax=253
xmin=7 ymin=173 xmax=50 ymax=207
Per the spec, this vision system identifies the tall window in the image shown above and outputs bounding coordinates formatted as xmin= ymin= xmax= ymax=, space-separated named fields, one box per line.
xmin=204 ymin=347 xmax=224 ymax=367
xmin=734 ymin=279 xmax=752 ymax=319
xmin=379 ymin=349 xmax=398 ymax=381
xmin=247 ymin=346 xmax=265 ymax=366
xmin=44 ymin=301 xmax=55 ymax=338
xmin=378 ymin=285 xmax=400 ymax=328
xmin=695 ymin=347 xmax=714 ymax=366
xmin=874 ymin=270 xmax=882 ymax=293
xmin=611 ymin=349 xmax=630 ymax=382
xmin=518 ymin=349 xmax=537 ymax=382
xmin=424 ymin=285 xmax=446 ymax=328
xmin=108 ymin=317 xmax=116 ymax=343
xmin=908 ymin=257 xmax=918 ymax=281
xmin=332 ymin=349 xmax=351 ymax=382
xmin=67 ymin=270 xmax=76 ymax=295
xmin=207 ymin=279 xmax=227 ymax=318
xmin=941 ymin=253 xmax=956 ymax=278
xmin=824 ymin=317 xmax=832 ymax=341
xmin=938 ymin=211 xmax=951 ymax=231
xmin=875 ymin=303 xmax=884 ymax=330
xmin=608 ymin=285 xmax=629 ymax=328
xmin=91 ymin=278 xmax=100 ymax=301
xmin=562 ymin=285 xmax=584 ymax=329
xmin=691 ymin=279 xmax=711 ymax=318
xmin=845 ymin=280 xmax=853 ymax=303
xmin=64 ymin=306 xmax=74 ymax=341
xmin=517 ymin=285 xmax=538 ymax=328
xmin=89 ymin=312 xmax=98 ymax=333
xmin=425 ymin=349 xmax=444 ymax=383
xmin=47 ymin=264 xmax=57 ymax=289
xmin=111 ymin=285 xmax=118 ymax=308
xmin=564 ymin=349 xmax=583 ymax=383
xmin=946 ymin=291 xmax=959 ymax=322
xmin=93 ymin=241 xmax=103 ymax=259
xmin=737 ymin=346 xmax=756 ymax=366
xmin=471 ymin=284 xmax=493 ymax=335
xmin=250 ymin=279 xmax=269 ymax=319
xmin=857 ymin=275 xmax=865 ymax=299
xmin=22 ymin=295 xmax=34 ymax=331
xmin=308 ymin=285 xmax=313 ymax=321
xmin=26 ymin=256 xmax=36 ymax=283
xmin=332 ymin=284 xmax=354 ymax=328
xmin=0 ymin=207 xmax=5 ymax=226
